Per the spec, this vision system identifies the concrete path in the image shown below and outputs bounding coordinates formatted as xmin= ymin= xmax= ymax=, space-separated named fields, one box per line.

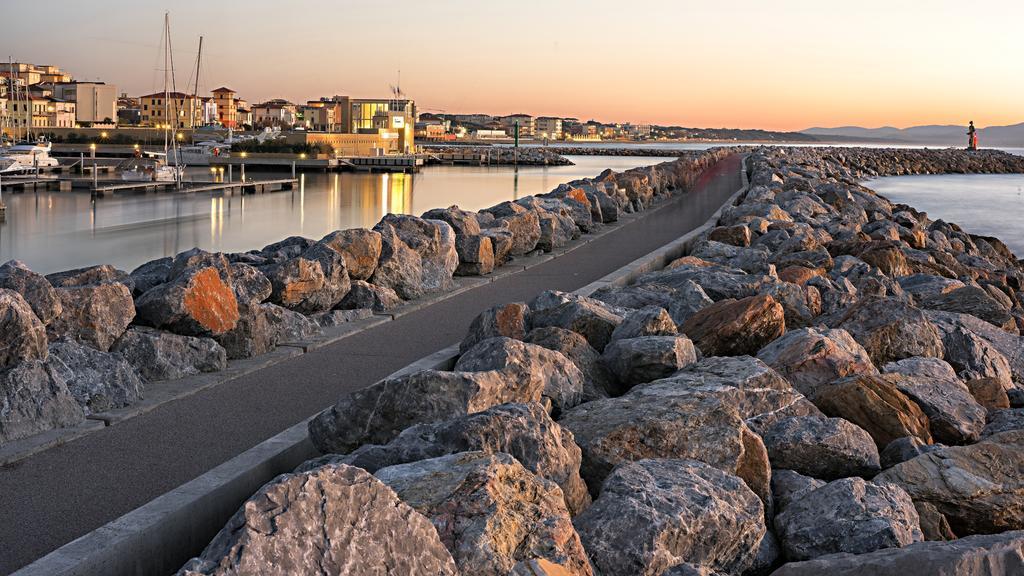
xmin=0 ymin=154 xmax=743 ymax=574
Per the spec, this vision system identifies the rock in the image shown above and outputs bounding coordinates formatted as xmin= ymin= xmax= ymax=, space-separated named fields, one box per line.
xmin=915 ymin=500 xmax=957 ymax=541
xmin=178 ymin=463 xmax=458 ymax=576
xmin=311 ymin=308 xmax=373 ymax=327
xmin=128 ymin=257 xmax=172 ymax=297
xmin=666 ymin=280 xmax=715 ymax=326
xmin=919 ymin=286 xmax=1013 ymax=329
xmin=966 ymin=377 xmax=1010 ymax=411
xmin=535 ymin=210 xmax=577 ymax=252
xmin=681 ymin=295 xmax=786 ymax=357
xmin=708 ymin=224 xmax=752 ymax=247
xmin=758 ymin=282 xmax=820 ymax=329
xmin=573 ymin=459 xmax=765 ymax=576
xmin=49 ymin=282 xmax=135 ymax=352
xmin=45 ymin=339 xmax=143 ymax=414
xmin=461 ymin=302 xmax=531 ymax=353
xmin=371 ymin=214 xmax=458 ymax=299
xmin=929 ymin=312 xmax=1015 ymax=387
xmin=756 ymin=327 xmax=878 ymax=397
xmin=337 ymin=279 xmax=402 ymax=312
xmin=333 ymin=402 xmax=591 ymax=515
xmin=454 ymin=234 xmax=495 ymax=276
xmin=826 ymin=297 xmax=944 ymax=366
xmin=524 ymin=327 xmax=615 ymax=402
xmin=454 ymin=337 xmax=584 ymax=416
xmin=309 ymin=367 xmax=543 ymax=454
xmin=482 ymin=202 xmax=542 ymax=256
xmin=481 ymin=228 xmax=515 ymax=264
xmin=530 ymin=299 xmax=624 ymax=352
xmin=421 ymin=205 xmax=481 ymax=236
xmin=559 ymin=386 xmax=771 ymax=505
xmin=691 ymin=241 xmax=773 ymax=275
xmin=265 ymin=303 xmax=321 ymax=342
xmin=375 ymin=452 xmax=592 ymax=576
xmin=0 ymin=360 xmax=84 ymax=444
xmin=761 ymin=416 xmax=880 ymax=480
xmin=0 ymin=260 xmax=61 ymax=325
xmin=264 ymin=242 xmax=351 ymax=314
xmin=775 ymin=477 xmax=923 ymax=561
xmin=768 ymin=531 xmax=1024 ymax=576
xmin=259 ymin=236 xmax=312 ymax=263
xmin=898 ymin=274 xmax=966 ymax=304
xmin=0 ymin=289 xmax=48 ymax=369
xmin=135 ymin=266 xmax=239 ymax=337
xmin=112 ymin=326 xmax=226 ymax=381
xmin=880 ymin=436 xmax=942 ymax=469
xmin=875 ymin=430 xmax=1024 ymax=535
xmin=214 ymin=302 xmax=278 ymax=360
xmin=881 ymin=371 xmax=986 ymax=445
xmin=778 ymin=265 xmax=822 ymax=286
xmin=808 ymin=375 xmax=933 ymax=448
xmin=610 ymin=305 xmax=677 ymax=342
xmin=771 ymin=470 xmax=825 ymax=514
xmin=319 ymin=228 xmax=382 ymax=281
xmin=639 ymin=261 xmax=775 ymax=302
xmin=46 ymin=264 xmax=131 ymax=289
xmin=981 ymin=408 xmax=1024 ymax=437
xmin=600 ymin=336 xmax=697 ymax=390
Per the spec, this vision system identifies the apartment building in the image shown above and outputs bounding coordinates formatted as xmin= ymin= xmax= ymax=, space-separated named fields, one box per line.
xmin=253 ymin=99 xmax=298 ymax=128
xmin=139 ymin=92 xmax=204 ymax=128
xmin=500 ymin=114 xmax=535 ymax=138
xmin=535 ymin=116 xmax=563 ymax=140
xmin=53 ymin=82 xmax=118 ymax=126
xmin=212 ymin=87 xmax=237 ymax=128
xmin=7 ymin=96 xmax=76 ymax=129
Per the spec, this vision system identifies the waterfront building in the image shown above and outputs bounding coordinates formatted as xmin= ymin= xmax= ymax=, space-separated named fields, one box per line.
xmin=309 ymin=96 xmax=350 ymax=132
xmin=474 ymin=129 xmax=507 ymax=140
xmin=625 ymin=123 xmax=652 ymax=139
xmin=350 ymin=98 xmax=415 ymax=153
xmin=117 ymin=93 xmax=142 ymax=126
xmin=301 ymin=101 xmax=337 ymax=132
xmin=253 ymin=99 xmax=298 ymax=128
xmin=499 ymin=114 xmax=535 ymax=137
xmin=52 ymin=82 xmax=118 ymax=126
xmin=139 ymin=92 xmax=204 ymax=128
xmin=7 ymin=96 xmax=76 ymax=129
xmin=212 ymin=87 xmax=237 ymax=128
xmin=451 ymin=113 xmax=492 ymax=126
xmin=3 ymin=63 xmax=72 ymax=86
xmin=535 ymin=116 xmax=563 ymax=140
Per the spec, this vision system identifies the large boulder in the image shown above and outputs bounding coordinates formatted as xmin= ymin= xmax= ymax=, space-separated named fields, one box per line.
xmin=46 ymin=264 xmax=131 ymax=289
xmin=609 ymin=306 xmax=677 ymax=342
xmin=178 ymin=464 xmax=458 ymax=576
xmin=49 ymin=283 xmax=135 ymax=351
xmin=454 ymin=234 xmax=495 ymax=276
xmin=461 ymin=302 xmax=531 ymax=353
xmin=530 ymin=299 xmax=624 ymax=352
xmin=524 ymin=327 xmax=615 ymax=402
xmin=762 ymin=416 xmax=880 ymax=480
xmin=112 ymin=326 xmax=226 ymax=381
xmin=375 ymin=452 xmax=592 ymax=576
xmin=0 ymin=260 xmax=61 ymax=325
xmin=319 ymin=228 xmax=382 ymax=281
xmin=337 ymin=280 xmax=402 ymax=313
xmin=808 ymin=375 xmax=933 ymax=448
xmin=771 ymin=469 xmax=826 ymax=514
xmin=135 ymin=266 xmax=239 ymax=337
xmin=769 ymin=531 xmax=1024 ymax=576
xmin=600 ymin=336 xmax=697 ymax=390
xmin=918 ymin=286 xmax=1013 ymax=329
xmin=481 ymin=202 xmax=542 ymax=256
xmin=421 ymin=205 xmax=481 ymax=236
xmin=454 ymin=337 xmax=584 ymax=415
xmin=880 ymin=363 xmax=987 ymax=445
xmin=927 ymin=310 xmax=1018 ymax=387
xmin=681 ymin=295 xmax=786 ymax=357
xmin=879 ymin=436 xmax=943 ymax=469
xmin=0 ymin=288 xmax=48 ymax=369
xmin=574 ymin=459 xmax=765 ymax=576
xmin=371 ymin=214 xmax=458 ymax=299
xmin=875 ymin=430 xmax=1024 ymax=535
xmin=46 ymin=339 xmax=144 ymax=414
xmin=825 ymin=297 xmax=944 ymax=366
xmin=0 ymin=360 xmax=84 ymax=444
xmin=756 ymin=327 xmax=877 ymax=396
xmin=775 ymin=477 xmax=923 ymax=561
xmin=265 ymin=242 xmax=351 ymax=314
xmin=329 ymin=402 xmax=590 ymax=515
xmin=981 ymin=408 xmax=1024 ymax=437
xmin=128 ymin=257 xmax=172 ymax=297
xmin=309 ymin=367 xmax=543 ymax=454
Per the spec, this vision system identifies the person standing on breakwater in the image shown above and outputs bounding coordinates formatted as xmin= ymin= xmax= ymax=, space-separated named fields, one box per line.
xmin=967 ymin=121 xmax=978 ymax=150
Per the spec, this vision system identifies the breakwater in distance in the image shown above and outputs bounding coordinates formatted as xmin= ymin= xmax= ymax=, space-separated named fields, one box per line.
xmin=0 ymin=148 xmax=732 ymax=449
xmin=182 ymin=148 xmax=1024 ymax=575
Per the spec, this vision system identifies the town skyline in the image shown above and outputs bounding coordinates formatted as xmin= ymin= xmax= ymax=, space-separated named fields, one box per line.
xmin=6 ymin=0 xmax=1024 ymax=132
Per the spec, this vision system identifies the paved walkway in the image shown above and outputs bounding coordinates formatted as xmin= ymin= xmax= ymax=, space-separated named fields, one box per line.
xmin=0 ymin=154 xmax=743 ymax=574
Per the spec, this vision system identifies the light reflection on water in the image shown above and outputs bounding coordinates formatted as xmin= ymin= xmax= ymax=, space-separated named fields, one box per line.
xmin=0 ymin=155 xmax=666 ymax=274
xmin=868 ymin=173 xmax=1024 ymax=258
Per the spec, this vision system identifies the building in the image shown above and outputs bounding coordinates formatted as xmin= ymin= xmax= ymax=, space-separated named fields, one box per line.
xmin=52 ymin=82 xmax=118 ymax=126
xmin=117 ymin=93 xmax=141 ymax=125
xmin=535 ymin=117 xmax=563 ymax=140
xmin=350 ymin=98 xmax=415 ymax=153
xmin=7 ymin=96 xmax=76 ymax=129
xmin=499 ymin=114 xmax=535 ymax=138
xmin=253 ymin=99 xmax=298 ymax=128
xmin=301 ymin=101 xmax=336 ymax=131
xmin=212 ymin=87 xmax=237 ymax=128
xmin=309 ymin=96 xmax=350 ymax=132
xmin=2 ymin=63 xmax=72 ymax=86
xmin=625 ymin=123 xmax=652 ymax=139
xmin=474 ymin=129 xmax=507 ymax=140
xmin=139 ymin=92 xmax=204 ymax=128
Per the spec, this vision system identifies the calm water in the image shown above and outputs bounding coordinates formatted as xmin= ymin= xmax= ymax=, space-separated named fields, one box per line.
xmin=868 ymin=174 xmax=1024 ymax=257
xmin=0 ymin=155 xmax=668 ymax=274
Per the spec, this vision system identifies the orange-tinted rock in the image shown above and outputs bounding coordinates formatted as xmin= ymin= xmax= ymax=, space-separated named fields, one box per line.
xmin=682 ymin=294 xmax=786 ymax=356
xmin=809 ymin=374 xmax=933 ymax=448
xmin=666 ymin=256 xmax=716 ymax=270
xmin=965 ymin=377 xmax=1011 ymax=411
xmin=778 ymin=265 xmax=823 ymax=286
xmin=136 ymin=266 xmax=240 ymax=337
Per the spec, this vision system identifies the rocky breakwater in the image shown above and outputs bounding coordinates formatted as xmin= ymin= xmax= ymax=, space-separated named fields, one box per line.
xmin=0 ymin=149 xmax=732 ymax=449
xmin=424 ymin=145 xmax=574 ymax=165
xmin=173 ymin=147 xmax=1024 ymax=575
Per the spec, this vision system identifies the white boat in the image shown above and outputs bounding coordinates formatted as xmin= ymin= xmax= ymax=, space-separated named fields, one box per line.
xmin=118 ymin=153 xmax=184 ymax=182
xmin=0 ymin=157 xmax=28 ymax=175
xmin=168 ymin=143 xmax=229 ymax=166
xmin=0 ymin=140 xmax=60 ymax=170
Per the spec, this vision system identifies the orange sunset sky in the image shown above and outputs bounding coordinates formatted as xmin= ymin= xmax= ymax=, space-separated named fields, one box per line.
xmin=7 ymin=0 xmax=1023 ymax=131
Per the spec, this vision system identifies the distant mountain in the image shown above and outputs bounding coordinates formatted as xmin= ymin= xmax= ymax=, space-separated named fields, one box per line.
xmin=803 ymin=123 xmax=1024 ymax=147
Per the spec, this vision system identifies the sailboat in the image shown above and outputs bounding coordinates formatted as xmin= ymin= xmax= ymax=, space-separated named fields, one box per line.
xmin=0 ymin=59 xmax=60 ymax=172
xmin=120 ymin=13 xmax=184 ymax=184
xmin=167 ymin=36 xmax=230 ymax=167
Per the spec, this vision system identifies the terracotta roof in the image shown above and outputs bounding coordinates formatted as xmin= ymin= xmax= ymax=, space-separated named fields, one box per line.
xmin=139 ymin=91 xmax=194 ymax=99
xmin=212 ymin=87 xmax=235 ymax=93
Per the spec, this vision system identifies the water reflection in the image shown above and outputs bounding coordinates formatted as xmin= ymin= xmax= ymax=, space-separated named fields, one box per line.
xmin=0 ymin=155 xmax=665 ymax=273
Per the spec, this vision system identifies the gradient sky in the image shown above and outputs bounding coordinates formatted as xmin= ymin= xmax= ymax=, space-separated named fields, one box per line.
xmin=6 ymin=0 xmax=1023 ymax=131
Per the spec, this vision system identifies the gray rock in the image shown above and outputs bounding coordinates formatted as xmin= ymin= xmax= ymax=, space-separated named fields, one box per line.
xmin=530 ymin=298 xmax=624 ymax=352
xmin=112 ymin=326 xmax=226 ymax=381
xmin=0 ymin=288 xmax=48 ymax=369
xmin=573 ymin=459 xmax=765 ymax=576
xmin=264 ymin=303 xmax=321 ymax=342
xmin=453 ymin=234 xmax=495 ymax=276
xmin=480 ymin=228 xmax=515 ymax=264
xmin=50 ymin=283 xmax=135 ymax=352
xmin=883 ymin=371 xmax=987 ymax=445
xmin=771 ymin=469 xmax=825 ymax=514
xmin=879 ymin=436 xmax=943 ymax=469
xmin=178 ymin=464 xmax=458 ymax=576
xmin=420 ymin=205 xmax=481 ymax=236
xmin=337 ymin=279 xmax=402 ymax=312
xmin=372 ymin=214 xmax=458 ymax=299
xmin=0 ymin=360 xmax=84 ymax=444
xmin=981 ymin=407 xmax=1024 ymax=437
xmin=898 ymin=274 xmax=966 ymax=304
xmin=128 ymin=257 xmax=172 ymax=297
xmin=762 ymin=416 xmax=880 ymax=480
xmin=0 ymin=260 xmax=61 ymax=325
xmin=666 ymin=280 xmax=715 ymax=326
xmin=775 ymin=477 xmax=923 ymax=561
xmin=756 ymin=327 xmax=878 ymax=397
xmin=311 ymin=308 xmax=374 ymax=327
xmin=481 ymin=202 xmax=542 ymax=256
xmin=610 ymin=305 xmax=677 ymax=342
xmin=454 ymin=337 xmax=584 ymax=416
xmin=600 ymin=335 xmax=697 ymax=390
xmin=826 ymin=296 xmax=944 ymax=366
xmin=524 ymin=326 xmax=615 ymax=402
xmin=319 ymin=228 xmax=382 ymax=281
xmin=919 ymin=286 xmax=1013 ymax=329
xmin=460 ymin=302 xmax=531 ymax=353
xmin=46 ymin=264 xmax=131 ymax=290
xmin=264 ymin=242 xmax=351 ymax=314
xmin=769 ymin=530 xmax=1024 ymax=576
xmin=46 ymin=339 xmax=144 ymax=414
xmin=928 ymin=311 xmax=1015 ymax=387
xmin=375 ymin=452 xmax=592 ymax=576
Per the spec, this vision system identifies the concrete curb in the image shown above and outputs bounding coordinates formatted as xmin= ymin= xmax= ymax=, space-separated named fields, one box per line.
xmin=13 ymin=154 xmax=746 ymax=576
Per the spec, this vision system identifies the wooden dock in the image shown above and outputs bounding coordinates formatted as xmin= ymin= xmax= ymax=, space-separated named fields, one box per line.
xmin=91 ymin=177 xmax=298 ymax=197
xmin=0 ymin=177 xmax=73 ymax=192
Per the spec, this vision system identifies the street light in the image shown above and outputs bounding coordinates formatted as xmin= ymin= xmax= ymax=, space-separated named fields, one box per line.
xmin=101 ymin=131 xmax=108 ymax=139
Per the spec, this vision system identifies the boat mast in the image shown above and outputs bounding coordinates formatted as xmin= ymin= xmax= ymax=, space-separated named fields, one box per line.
xmin=191 ymin=36 xmax=202 ymax=132
xmin=164 ymin=12 xmax=183 ymax=187
xmin=162 ymin=12 xmax=169 ymax=159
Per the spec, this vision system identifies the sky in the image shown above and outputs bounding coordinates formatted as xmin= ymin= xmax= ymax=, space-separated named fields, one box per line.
xmin=5 ymin=0 xmax=1023 ymax=131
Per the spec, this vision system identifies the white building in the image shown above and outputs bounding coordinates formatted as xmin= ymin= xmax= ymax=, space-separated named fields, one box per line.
xmin=52 ymin=82 xmax=118 ymax=126
xmin=535 ymin=117 xmax=563 ymax=140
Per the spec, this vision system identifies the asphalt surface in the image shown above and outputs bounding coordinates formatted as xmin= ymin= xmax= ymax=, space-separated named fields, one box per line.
xmin=0 ymin=154 xmax=743 ymax=574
